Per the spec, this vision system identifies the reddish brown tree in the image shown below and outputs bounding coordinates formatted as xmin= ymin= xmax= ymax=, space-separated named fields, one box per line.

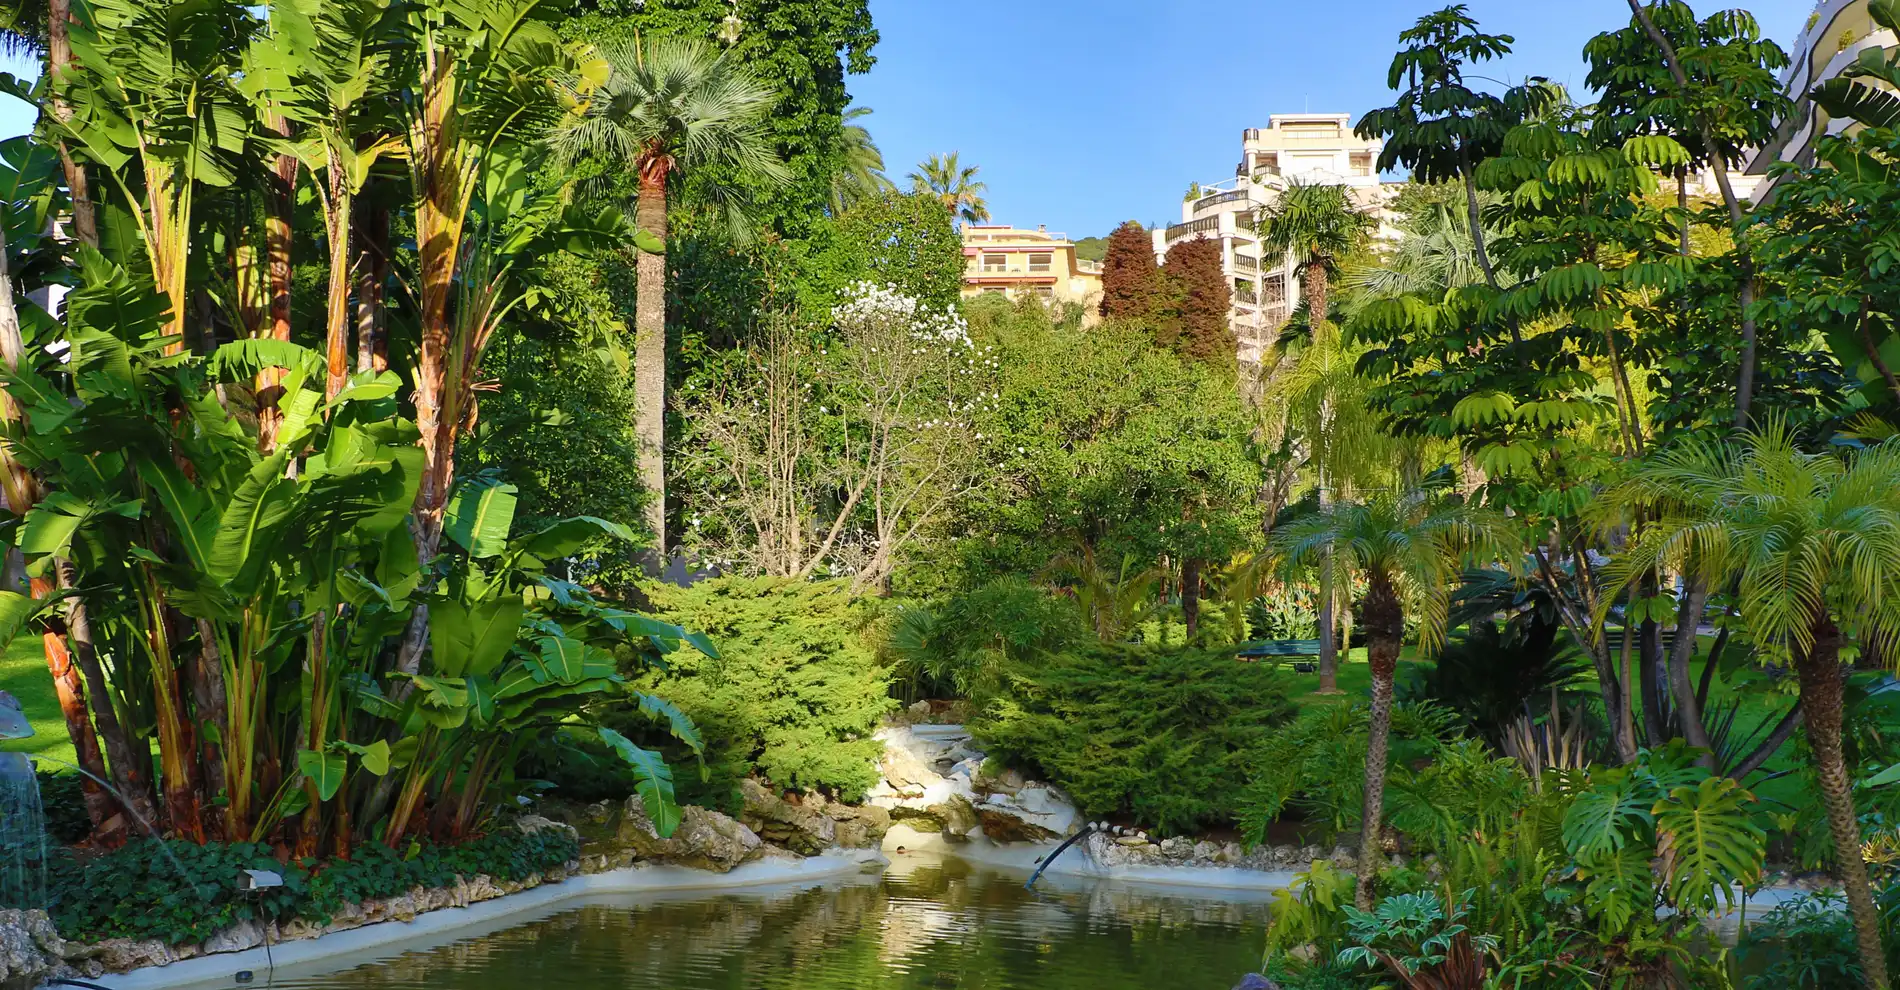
xmin=1160 ymin=236 xmax=1234 ymax=363
xmin=1098 ymin=220 xmax=1161 ymax=320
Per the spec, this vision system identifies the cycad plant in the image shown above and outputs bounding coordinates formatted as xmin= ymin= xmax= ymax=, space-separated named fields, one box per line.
xmin=1598 ymin=424 xmax=1900 ymax=990
xmin=550 ymin=36 xmax=789 ymax=556
xmin=1272 ymin=490 xmax=1516 ymax=907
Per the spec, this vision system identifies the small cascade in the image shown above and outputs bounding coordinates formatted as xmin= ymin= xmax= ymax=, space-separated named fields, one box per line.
xmin=0 ymin=693 xmax=45 ymax=911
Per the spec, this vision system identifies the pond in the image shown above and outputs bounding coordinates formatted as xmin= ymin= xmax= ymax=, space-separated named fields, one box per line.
xmin=262 ymin=854 xmax=1275 ymax=990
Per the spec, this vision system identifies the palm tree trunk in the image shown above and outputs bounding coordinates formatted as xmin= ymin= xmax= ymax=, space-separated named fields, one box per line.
xmin=634 ymin=158 xmax=671 ymax=559
xmin=57 ymin=560 xmax=157 ymax=833
xmin=354 ymin=199 xmax=388 ymax=373
xmin=1355 ymin=570 xmax=1404 ymax=909
xmin=1795 ymin=613 xmax=1889 ymax=990
xmin=1316 ymin=479 xmax=1339 ymax=694
xmin=257 ymin=120 xmax=297 ymax=453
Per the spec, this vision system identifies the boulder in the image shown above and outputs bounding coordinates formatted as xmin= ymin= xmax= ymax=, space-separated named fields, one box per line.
xmin=197 ymin=919 xmax=263 ymax=956
xmin=0 ymin=909 xmax=65 ymax=987
xmin=616 ymin=797 xmax=762 ymax=873
xmin=932 ymin=795 xmax=983 ymax=843
xmin=516 ymin=814 xmax=580 ymax=845
xmin=975 ymin=805 xmax=1056 ymax=843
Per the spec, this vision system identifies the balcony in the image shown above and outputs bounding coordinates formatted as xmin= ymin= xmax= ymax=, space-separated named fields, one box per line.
xmin=1192 ymin=189 xmax=1253 ymax=215
xmin=1234 ymin=254 xmax=1260 ymax=272
xmin=1164 ymin=216 xmax=1221 ymax=241
xmin=1234 ymin=285 xmax=1258 ymax=305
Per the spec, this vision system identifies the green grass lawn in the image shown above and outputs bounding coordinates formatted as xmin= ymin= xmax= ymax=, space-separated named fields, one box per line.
xmin=0 ymin=635 xmax=79 ymax=767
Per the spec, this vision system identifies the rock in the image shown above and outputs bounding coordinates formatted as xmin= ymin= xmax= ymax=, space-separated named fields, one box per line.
xmin=1271 ymin=844 xmax=1299 ymax=867
xmin=976 ymin=805 xmax=1057 ymax=843
xmin=739 ymin=779 xmax=834 ymax=855
xmin=0 ymin=909 xmax=65 ymax=986
xmin=516 ymin=814 xmax=580 ymax=845
xmin=1190 ymin=840 xmax=1218 ymax=862
xmin=617 ymin=797 xmax=762 ymax=873
xmin=198 ymin=919 xmax=263 ymax=955
xmin=1114 ymin=835 xmax=1150 ymax=847
xmin=1297 ymin=844 xmax=1325 ymax=865
xmin=86 ymin=937 xmax=177 ymax=973
xmin=933 ymin=795 xmax=982 ymax=842
xmin=1329 ymin=844 xmax=1358 ymax=869
xmin=1233 ymin=975 xmax=1282 ymax=990
xmin=1221 ymin=842 xmax=1245 ymax=864
xmin=888 ymin=806 xmax=946 ymax=831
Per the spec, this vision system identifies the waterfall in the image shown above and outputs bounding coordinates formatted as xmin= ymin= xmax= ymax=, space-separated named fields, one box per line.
xmin=0 ymin=753 xmax=45 ymax=910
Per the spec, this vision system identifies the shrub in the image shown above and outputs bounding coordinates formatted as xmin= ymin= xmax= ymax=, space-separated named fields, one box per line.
xmin=881 ymin=577 xmax=1087 ymax=702
xmin=49 ymin=829 xmax=577 ymax=945
xmin=624 ymin=578 xmax=896 ymax=807
xmin=972 ymin=642 xmax=1298 ymax=835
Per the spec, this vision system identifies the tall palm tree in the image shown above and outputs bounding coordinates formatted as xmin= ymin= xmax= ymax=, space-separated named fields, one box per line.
xmin=1272 ymin=490 xmax=1515 ymax=909
xmin=830 ymin=105 xmax=895 ymax=214
xmin=551 ymin=37 xmax=790 ymax=556
xmin=1599 ymin=425 xmax=1900 ymax=990
xmin=908 ymin=151 xmax=989 ymax=225
xmin=1257 ymin=180 xmax=1372 ymax=327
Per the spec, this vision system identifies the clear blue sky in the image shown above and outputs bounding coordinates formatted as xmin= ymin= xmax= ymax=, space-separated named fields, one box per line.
xmin=851 ymin=0 xmax=1818 ymax=240
xmin=0 ymin=1 xmax=1818 ymax=241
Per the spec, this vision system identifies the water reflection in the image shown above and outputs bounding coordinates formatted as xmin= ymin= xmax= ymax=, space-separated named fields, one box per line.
xmin=269 ymin=855 xmax=1271 ymax=990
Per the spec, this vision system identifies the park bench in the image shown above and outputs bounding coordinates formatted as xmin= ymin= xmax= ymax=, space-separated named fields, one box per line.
xmin=1234 ymin=639 xmax=1321 ymax=672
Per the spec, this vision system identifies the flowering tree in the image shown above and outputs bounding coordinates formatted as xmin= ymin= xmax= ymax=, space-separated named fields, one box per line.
xmin=681 ymin=283 xmax=993 ymax=589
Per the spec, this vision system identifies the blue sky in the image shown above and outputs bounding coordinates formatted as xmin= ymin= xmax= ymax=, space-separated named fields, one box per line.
xmin=0 ymin=1 xmax=1819 ymax=241
xmin=851 ymin=0 xmax=1818 ymax=240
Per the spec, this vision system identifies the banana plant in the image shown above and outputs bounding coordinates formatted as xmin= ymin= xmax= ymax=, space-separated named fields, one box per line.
xmin=380 ymin=475 xmax=706 ymax=845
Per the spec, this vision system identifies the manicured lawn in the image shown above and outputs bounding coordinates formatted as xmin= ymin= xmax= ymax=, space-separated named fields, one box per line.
xmin=0 ymin=635 xmax=78 ymax=767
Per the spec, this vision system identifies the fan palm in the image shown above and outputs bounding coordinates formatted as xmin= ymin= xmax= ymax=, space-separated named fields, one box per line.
xmin=1272 ymin=490 xmax=1516 ymax=908
xmin=1597 ymin=424 xmax=1900 ymax=990
xmin=550 ymin=36 xmax=790 ymax=555
xmin=1256 ymin=180 xmax=1372 ymax=326
xmin=908 ymin=151 xmax=989 ymax=225
xmin=829 ymin=105 xmax=895 ymax=214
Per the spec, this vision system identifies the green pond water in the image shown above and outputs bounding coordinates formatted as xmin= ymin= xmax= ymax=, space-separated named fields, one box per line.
xmin=264 ymin=854 xmax=1275 ymax=990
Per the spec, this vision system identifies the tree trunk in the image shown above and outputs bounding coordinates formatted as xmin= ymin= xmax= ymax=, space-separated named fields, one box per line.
xmin=47 ymin=0 xmax=95 ymax=248
xmin=634 ymin=160 xmax=671 ymax=560
xmin=57 ymin=560 xmax=157 ymax=835
xmin=1355 ymin=571 xmax=1404 ymax=909
xmin=1315 ymin=482 xmax=1339 ymax=694
xmin=1622 ymin=0 xmax=1759 ymax=429
xmin=257 ymin=121 xmax=297 ymax=453
xmin=322 ymin=165 xmax=353 ymax=400
xmin=1794 ymin=613 xmax=1889 ymax=990
xmin=1304 ymin=262 xmax=1329 ymax=329
xmin=1181 ymin=558 xmax=1201 ymax=641
xmin=1666 ymin=577 xmax=1714 ymax=765
xmin=354 ymin=199 xmax=388 ymax=374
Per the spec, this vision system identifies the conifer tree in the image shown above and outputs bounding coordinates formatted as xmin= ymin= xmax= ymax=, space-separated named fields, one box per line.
xmin=1160 ymin=236 xmax=1234 ymax=364
xmin=1099 ymin=220 xmax=1160 ymax=320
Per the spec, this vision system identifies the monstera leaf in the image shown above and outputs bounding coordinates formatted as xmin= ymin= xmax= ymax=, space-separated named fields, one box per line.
xmin=1562 ymin=774 xmax=1651 ymax=860
xmin=1653 ymin=777 xmax=1766 ymax=915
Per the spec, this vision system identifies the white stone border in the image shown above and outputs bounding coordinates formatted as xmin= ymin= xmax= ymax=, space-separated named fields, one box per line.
xmin=85 ymin=849 xmax=887 ymax=990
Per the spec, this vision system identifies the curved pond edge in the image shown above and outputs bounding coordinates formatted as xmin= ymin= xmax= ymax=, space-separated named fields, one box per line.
xmin=88 ymin=848 xmax=889 ymax=990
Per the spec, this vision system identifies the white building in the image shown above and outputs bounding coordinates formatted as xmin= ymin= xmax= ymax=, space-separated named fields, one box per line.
xmin=1153 ymin=114 xmax=1399 ymax=365
xmin=1743 ymin=0 xmax=1897 ymax=189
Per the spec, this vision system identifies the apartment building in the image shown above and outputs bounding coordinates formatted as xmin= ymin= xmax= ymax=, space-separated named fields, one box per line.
xmin=1153 ymin=114 xmax=1396 ymax=365
xmin=961 ymin=224 xmax=1104 ymax=314
xmin=1744 ymin=0 xmax=1896 ymax=187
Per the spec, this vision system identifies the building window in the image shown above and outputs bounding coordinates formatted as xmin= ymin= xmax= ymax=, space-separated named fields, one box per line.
xmin=1253 ymin=152 xmax=1279 ymax=175
xmin=982 ymin=254 xmax=1007 ymax=273
xmin=1351 ymin=152 xmax=1372 ymax=177
xmin=1028 ymin=253 xmax=1053 ymax=273
xmin=1033 ymin=285 xmax=1054 ymax=299
xmin=1262 ymin=274 xmax=1287 ymax=306
xmin=1283 ymin=121 xmax=1341 ymax=139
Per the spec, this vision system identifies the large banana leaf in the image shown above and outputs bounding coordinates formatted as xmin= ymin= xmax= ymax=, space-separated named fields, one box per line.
xmin=444 ymin=479 xmax=519 ymax=558
xmin=429 ymin=594 xmax=525 ymax=678
xmin=207 ymin=448 xmax=297 ymax=589
xmin=598 ymin=727 xmax=680 ymax=837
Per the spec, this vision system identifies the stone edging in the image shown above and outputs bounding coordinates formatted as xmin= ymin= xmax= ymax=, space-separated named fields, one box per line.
xmin=77 ymin=848 xmax=887 ymax=990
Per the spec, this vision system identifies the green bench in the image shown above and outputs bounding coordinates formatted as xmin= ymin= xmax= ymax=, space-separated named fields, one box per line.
xmin=1234 ymin=639 xmax=1322 ymax=671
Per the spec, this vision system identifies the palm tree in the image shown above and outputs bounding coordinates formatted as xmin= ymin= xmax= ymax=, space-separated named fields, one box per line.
xmin=1272 ymin=490 xmax=1515 ymax=908
xmin=908 ymin=151 xmax=990 ymax=225
xmin=550 ymin=37 xmax=790 ymax=556
xmin=1598 ymin=425 xmax=1900 ymax=990
xmin=1257 ymin=181 xmax=1372 ymax=328
xmin=830 ymin=106 xmax=895 ymax=214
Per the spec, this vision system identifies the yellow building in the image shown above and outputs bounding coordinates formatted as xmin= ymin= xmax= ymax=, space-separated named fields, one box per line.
xmin=960 ymin=224 xmax=1103 ymax=314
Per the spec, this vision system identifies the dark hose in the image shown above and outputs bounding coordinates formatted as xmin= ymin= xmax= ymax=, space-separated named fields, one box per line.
xmin=47 ymin=980 xmax=118 ymax=990
xmin=1024 ymin=824 xmax=1094 ymax=890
